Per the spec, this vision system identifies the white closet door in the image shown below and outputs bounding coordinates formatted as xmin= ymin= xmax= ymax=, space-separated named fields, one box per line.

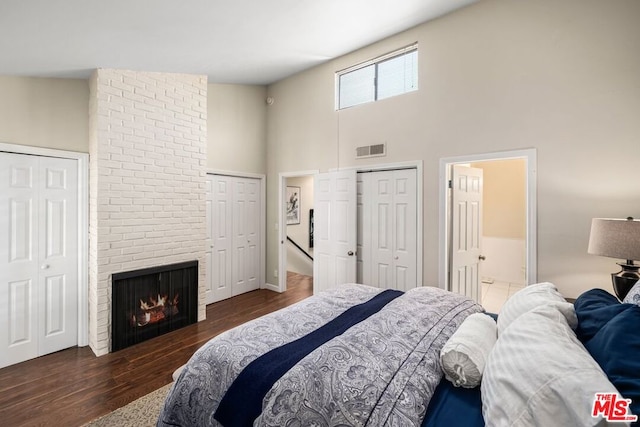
xmin=356 ymin=178 xmax=367 ymax=284
xmin=205 ymin=176 xmax=215 ymax=304
xmin=38 ymin=156 xmax=78 ymax=355
xmin=0 ymin=152 xmax=78 ymax=368
xmin=360 ymin=169 xmax=417 ymax=292
xmin=391 ymin=169 xmax=417 ymax=291
xmin=244 ymin=178 xmax=260 ymax=292
xmin=209 ymin=175 xmax=233 ymax=303
xmin=0 ymin=153 xmax=39 ymax=367
xmin=232 ymin=177 xmax=260 ymax=296
xmin=207 ymin=174 xmax=261 ymax=303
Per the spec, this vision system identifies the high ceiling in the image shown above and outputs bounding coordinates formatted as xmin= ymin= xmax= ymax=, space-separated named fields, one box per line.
xmin=0 ymin=0 xmax=476 ymax=85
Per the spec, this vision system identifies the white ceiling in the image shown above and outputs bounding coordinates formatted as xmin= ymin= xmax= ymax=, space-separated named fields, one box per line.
xmin=0 ymin=0 xmax=475 ymax=85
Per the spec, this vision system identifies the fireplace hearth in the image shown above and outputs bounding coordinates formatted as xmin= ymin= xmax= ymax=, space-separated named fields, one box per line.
xmin=111 ymin=261 xmax=198 ymax=351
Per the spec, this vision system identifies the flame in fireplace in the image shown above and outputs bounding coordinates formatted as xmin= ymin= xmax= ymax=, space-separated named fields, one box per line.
xmin=140 ymin=294 xmax=168 ymax=311
xmin=132 ymin=293 xmax=180 ymax=327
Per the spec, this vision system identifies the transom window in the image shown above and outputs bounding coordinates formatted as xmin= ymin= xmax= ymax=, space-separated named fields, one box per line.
xmin=336 ymin=43 xmax=418 ymax=110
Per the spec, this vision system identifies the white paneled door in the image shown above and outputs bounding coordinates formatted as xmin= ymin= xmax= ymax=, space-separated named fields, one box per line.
xmin=0 ymin=152 xmax=78 ymax=369
xmin=231 ymin=177 xmax=260 ymax=296
xmin=206 ymin=175 xmax=232 ymax=304
xmin=313 ymin=170 xmax=357 ymax=294
xmin=450 ymin=164 xmax=483 ymax=302
xmin=206 ymin=174 xmax=261 ymax=304
xmin=358 ymin=169 xmax=418 ymax=291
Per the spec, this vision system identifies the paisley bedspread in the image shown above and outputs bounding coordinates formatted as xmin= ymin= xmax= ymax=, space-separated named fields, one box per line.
xmin=157 ymin=284 xmax=483 ymax=427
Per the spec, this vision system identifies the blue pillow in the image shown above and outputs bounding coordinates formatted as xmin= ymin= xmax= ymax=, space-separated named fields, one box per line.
xmin=574 ymin=289 xmax=640 ymax=419
xmin=574 ymin=289 xmax=629 ymax=342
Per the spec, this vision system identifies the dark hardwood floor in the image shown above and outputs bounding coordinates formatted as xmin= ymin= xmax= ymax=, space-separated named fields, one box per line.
xmin=0 ymin=272 xmax=312 ymax=427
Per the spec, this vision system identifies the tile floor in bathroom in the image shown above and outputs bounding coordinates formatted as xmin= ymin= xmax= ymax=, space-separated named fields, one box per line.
xmin=481 ymin=280 xmax=524 ymax=314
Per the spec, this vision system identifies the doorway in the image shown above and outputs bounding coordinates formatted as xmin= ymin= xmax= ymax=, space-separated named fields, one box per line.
xmin=285 ymin=176 xmax=314 ymax=279
xmin=439 ymin=149 xmax=537 ymax=306
xmin=278 ymin=170 xmax=318 ymax=292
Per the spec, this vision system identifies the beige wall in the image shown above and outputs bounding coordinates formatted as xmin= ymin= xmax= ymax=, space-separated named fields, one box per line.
xmin=0 ymin=76 xmax=89 ymax=153
xmin=207 ymin=83 xmax=267 ymax=174
xmin=0 ymin=78 xmax=267 ymax=174
xmin=474 ymin=159 xmax=526 ymax=240
xmin=266 ymin=0 xmax=640 ymax=298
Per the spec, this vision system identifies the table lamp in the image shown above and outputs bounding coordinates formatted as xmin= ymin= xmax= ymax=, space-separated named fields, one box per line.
xmin=588 ymin=217 xmax=640 ymax=300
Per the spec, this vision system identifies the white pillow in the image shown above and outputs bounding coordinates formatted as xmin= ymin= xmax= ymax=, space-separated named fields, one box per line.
xmin=622 ymin=279 xmax=640 ymax=305
xmin=497 ymin=282 xmax=575 ymax=334
xmin=440 ymin=313 xmax=497 ymax=388
xmin=481 ymin=304 xmax=621 ymax=427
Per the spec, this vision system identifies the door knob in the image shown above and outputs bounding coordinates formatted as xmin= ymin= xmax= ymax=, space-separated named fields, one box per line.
xmin=41 ymin=264 xmax=50 ymax=270
xmin=347 ymin=251 xmax=354 ymax=256
xmin=479 ymin=255 xmax=486 ymax=261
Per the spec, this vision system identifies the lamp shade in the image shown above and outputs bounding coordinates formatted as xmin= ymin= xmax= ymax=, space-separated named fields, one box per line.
xmin=588 ymin=218 xmax=640 ymax=261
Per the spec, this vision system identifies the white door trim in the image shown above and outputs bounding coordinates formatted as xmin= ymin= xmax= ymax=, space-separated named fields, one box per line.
xmin=438 ymin=149 xmax=537 ymax=291
xmin=277 ymin=170 xmax=319 ymax=293
xmin=0 ymin=142 xmax=89 ymax=347
xmin=207 ymin=170 xmax=266 ymax=296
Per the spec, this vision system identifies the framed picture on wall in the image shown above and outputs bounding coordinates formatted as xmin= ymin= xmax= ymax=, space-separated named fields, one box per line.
xmin=286 ymin=186 xmax=300 ymax=225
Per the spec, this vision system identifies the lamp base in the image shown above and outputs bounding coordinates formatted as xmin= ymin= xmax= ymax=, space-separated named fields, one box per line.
xmin=612 ymin=262 xmax=640 ymax=301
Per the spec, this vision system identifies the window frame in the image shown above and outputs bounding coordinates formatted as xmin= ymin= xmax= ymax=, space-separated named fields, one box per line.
xmin=335 ymin=43 xmax=418 ymax=110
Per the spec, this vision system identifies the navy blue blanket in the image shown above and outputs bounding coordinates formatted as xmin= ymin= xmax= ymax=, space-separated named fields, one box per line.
xmin=214 ymin=289 xmax=403 ymax=427
xmin=422 ymin=379 xmax=484 ymax=427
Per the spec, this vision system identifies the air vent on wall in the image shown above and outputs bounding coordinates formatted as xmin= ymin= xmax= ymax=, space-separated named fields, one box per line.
xmin=356 ymin=143 xmax=386 ymax=159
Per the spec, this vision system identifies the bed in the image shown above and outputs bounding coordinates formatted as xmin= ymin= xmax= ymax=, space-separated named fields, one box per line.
xmin=157 ymin=282 xmax=640 ymax=427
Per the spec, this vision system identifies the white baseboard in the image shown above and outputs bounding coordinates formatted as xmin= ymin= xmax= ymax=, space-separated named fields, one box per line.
xmin=262 ymin=282 xmax=281 ymax=292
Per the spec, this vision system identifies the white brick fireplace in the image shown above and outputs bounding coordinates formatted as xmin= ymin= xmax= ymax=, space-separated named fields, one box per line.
xmin=88 ymin=69 xmax=207 ymax=356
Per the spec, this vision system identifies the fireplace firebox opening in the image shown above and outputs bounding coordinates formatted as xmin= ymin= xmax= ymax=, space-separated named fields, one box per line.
xmin=111 ymin=261 xmax=198 ymax=351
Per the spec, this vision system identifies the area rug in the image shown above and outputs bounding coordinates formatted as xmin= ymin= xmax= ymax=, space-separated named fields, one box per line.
xmin=83 ymin=382 xmax=173 ymax=427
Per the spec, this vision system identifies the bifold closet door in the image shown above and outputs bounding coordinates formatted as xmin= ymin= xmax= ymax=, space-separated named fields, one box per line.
xmin=0 ymin=152 xmax=78 ymax=369
xmin=231 ymin=177 xmax=260 ymax=296
xmin=207 ymin=175 xmax=233 ymax=304
xmin=358 ymin=169 xmax=417 ymax=292
xmin=206 ymin=174 xmax=261 ymax=304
